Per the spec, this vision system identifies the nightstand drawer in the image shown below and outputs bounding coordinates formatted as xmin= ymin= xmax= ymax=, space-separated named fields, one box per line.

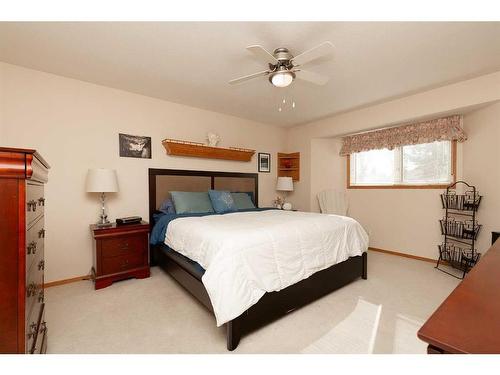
xmin=100 ymin=234 xmax=147 ymax=258
xmin=101 ymin=252 xmax=146 ymax=275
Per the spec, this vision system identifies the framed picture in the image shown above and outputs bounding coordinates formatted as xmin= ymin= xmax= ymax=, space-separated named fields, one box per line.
xmin=119 ymin=133 xmax=152 ymax=159
xmin=258 ymin=152 xmax=271 ymax=173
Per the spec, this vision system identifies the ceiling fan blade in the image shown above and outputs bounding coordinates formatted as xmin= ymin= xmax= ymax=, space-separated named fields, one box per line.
xmin=246 ymin=45 xmax=278 ymax=64
xmin=291 ymin=41 xmax=334 ymax=67
xmin=295 ymin=69 xmax=330 ymax=85
xmin=228 ymin=70 xmax=270 ymax=85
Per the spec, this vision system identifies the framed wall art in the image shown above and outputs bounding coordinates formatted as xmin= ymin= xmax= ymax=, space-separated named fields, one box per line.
xmin=119 ymin=133 xmax=152 ymax=159
xmin=258 ymin=152 xmax=271 ymax=173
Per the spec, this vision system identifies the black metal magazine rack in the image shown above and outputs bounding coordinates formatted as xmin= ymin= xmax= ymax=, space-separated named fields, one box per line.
xmin=437 ymin=181 xmax=482 ymax=279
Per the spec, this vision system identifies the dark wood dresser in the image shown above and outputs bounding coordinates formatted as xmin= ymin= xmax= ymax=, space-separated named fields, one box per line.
xmin=418 ymin=239 xmax=500 ymax=353
xmin=0 ymin=147 xmax=50 ymax=354
xmin=90 ymin=222 xmax=150 ymax=290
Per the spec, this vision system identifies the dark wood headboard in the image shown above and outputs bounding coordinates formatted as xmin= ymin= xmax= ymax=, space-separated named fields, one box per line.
xmin=148 ymin=168 xmax=259 ymax=225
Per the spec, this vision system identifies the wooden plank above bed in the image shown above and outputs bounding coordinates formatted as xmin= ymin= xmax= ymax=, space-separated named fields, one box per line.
xmin=162 ymin=139 xmax=255 ymax=162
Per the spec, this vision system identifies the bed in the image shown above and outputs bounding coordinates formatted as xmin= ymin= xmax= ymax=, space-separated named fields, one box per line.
xmin=148 ymin=168 xmax=368 ymax=351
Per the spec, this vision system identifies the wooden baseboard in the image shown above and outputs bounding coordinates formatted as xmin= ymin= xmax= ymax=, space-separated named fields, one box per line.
xmin=43 ymin=249 xmax=436 ymax=288
xmin=44 ymin=275 xmax=91 ymax=288
xmin=368 ymin=247 xmax=438 ymax=264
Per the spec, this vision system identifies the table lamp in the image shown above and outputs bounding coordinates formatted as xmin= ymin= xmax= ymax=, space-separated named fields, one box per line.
xmin=86 ymin=168 xmax=119 ymax=226
xmin=276 ymin=176 xmax=294 ymax=210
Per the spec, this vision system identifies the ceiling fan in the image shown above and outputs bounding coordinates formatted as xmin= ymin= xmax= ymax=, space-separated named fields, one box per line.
xmin=229 ymin=41 xmax=334 ymax=88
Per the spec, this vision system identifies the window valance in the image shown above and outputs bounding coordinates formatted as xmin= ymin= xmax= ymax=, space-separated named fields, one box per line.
xmin=339 ymin=115 xmax=466 ymax=156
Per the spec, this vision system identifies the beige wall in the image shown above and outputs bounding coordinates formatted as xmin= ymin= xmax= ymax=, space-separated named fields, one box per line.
xmin=289 ymin=70 xmax=500 ymax=142
xmin=305 ymin=141 xmax=463 ymax=260
xmin=288 ymin=71 xmax=500 ymax=212
xmin=2 ymin=60 xmax=499 ymax=280
xmin=287 ymin=71 xmax=500 ymax=260
xmin=0 ymin=62 xmax=287 ymax=282
xmin=309 ymin=138 xmax=343 ymax=213
xmin=0 ymin=68 xmax=4 ymax=139
xmin=328 ymin=106 xmax=497 ymax=261
xmin=462 ymin=102 xmax=500 ymax=254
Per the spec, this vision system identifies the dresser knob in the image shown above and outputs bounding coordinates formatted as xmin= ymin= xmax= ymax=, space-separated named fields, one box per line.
xmin=27 ymin=200 xmax=37 ymax=211
xmin=39 ymin=321 xmax=47 ymax=334
xmin=38 ymin=228 xmax=46 ymax=238
xmin=27 ymin=241 xmax=37 ymax=254
xmin=27 ymin=282 xmax=37 ymax=297
xmin=27 ymin=322 xmax=38 ymax=339
xmin=38 ymin=260 xmax=45 ymax=271
xmin=38 ymin=197 xmax=45 ymax=206
xmin=38 ymin=290 xmax=44 ymax=303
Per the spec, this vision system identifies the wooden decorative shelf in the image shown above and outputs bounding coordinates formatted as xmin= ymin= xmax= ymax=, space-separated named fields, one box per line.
xmin=278 ymin=152 xmax=300 ymax=181
xmin=162 ymin=139 xmax=255 ymax=162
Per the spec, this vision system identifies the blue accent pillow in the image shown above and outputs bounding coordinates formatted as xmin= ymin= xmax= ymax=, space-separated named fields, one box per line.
xmin=208 ymin=190 xmax=237 ymax=214
xmin=232 ymin=191 xmax=254 ymax=203
xmin=170 ymin=191 xmax=214 ymax=214
xmin=158 ymin=199 xmax=176 ymax=214
xmin=231 ymin=192 xmax=256 ymax=210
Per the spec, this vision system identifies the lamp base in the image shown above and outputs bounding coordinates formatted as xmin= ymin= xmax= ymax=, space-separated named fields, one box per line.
xmin=95 ymin=216 xmax=112 ymax=228
xmin=96 ymin=193 xmax=112 ymax=227
xmin=95 ymin=221 xmax=112 ymax=228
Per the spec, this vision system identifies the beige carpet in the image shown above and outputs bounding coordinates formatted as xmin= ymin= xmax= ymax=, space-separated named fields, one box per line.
xmin=45 ymin=251 xmax=459 ymax=354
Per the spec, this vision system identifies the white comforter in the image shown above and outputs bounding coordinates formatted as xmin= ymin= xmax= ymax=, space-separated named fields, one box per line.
xmin=165 ymin=210 xmax=368 ymax=326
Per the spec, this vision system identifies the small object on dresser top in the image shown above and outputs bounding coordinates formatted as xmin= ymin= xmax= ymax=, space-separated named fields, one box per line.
xmin=116 ymin=216 xmax=142 ymax=225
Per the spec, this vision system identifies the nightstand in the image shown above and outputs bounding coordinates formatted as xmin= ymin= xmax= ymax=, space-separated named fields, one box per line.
xmin=90 ymin=221 xmax=150 ymax=290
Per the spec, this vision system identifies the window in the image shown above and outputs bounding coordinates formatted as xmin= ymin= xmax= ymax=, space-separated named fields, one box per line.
xmin=348 ymin=140 xmax=455 ymax=188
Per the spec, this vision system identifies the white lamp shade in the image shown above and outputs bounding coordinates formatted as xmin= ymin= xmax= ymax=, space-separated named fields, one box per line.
xmin=86 ymin=169 xmax=119 ymax=193
xmin=276 ymin=177 xmax=294 ymax=191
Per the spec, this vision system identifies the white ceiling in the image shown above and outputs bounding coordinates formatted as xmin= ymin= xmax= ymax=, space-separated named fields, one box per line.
xmin=1 ymin=22 xmax=500 ymax=127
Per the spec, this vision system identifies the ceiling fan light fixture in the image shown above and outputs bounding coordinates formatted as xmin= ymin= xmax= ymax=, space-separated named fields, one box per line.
xmin=230 ymin=42 xmax=332 ymax=87
xmin=269 ymin=69 xmax=295 ymax=88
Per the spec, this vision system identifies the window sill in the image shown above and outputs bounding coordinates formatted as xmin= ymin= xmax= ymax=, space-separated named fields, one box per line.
xmin=347 ymin=184 xmax=453 ymax=190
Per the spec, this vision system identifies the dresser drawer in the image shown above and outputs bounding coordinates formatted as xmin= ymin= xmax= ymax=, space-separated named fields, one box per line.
xmin=25 ymin=260 xmax=44 ymax=325
xmin=36 ymin=325 xmax=48 ymax=354
xmin=33 ymin=309 xmax=47 ymax=354
xmin=26 ymin=215 xmax=44 ymax=271
xmin=100 ymin=234 xmax=147 ymax=258
xmin=26 ymin=302 xmax=45 ymax=354
xmin=101 ymin=251 xmax=146 ymax=275
xmin=26 ymin=182 xmax=45 ymax=227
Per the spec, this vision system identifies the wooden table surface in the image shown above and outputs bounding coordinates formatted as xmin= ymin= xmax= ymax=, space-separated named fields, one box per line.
xmin=417 ymin=240 xmax=500 ymax=353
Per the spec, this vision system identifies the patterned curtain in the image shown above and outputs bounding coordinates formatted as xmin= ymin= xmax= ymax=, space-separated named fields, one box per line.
xmin=339 ymin=115 xmax=466 ymax=156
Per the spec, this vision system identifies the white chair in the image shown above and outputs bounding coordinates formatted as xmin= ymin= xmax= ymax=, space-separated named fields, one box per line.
xmin=317 ymin=189 xmax=348 ymax=216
